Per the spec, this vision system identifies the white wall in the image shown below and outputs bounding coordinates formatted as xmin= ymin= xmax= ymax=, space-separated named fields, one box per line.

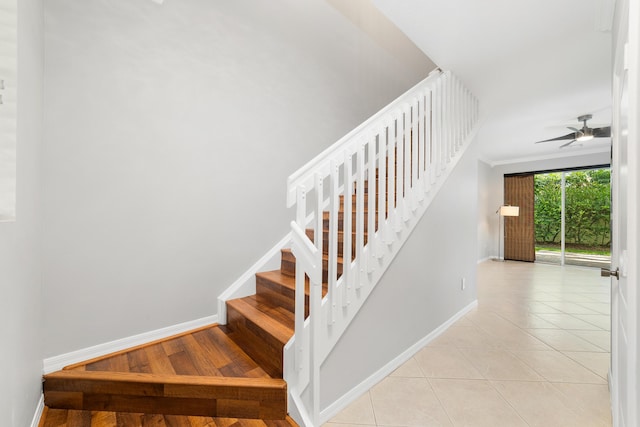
xmin=320 ymin=137 xmax=479 ymax=409
xmin=42 ymin=0 xmax=434 ymax=358
xmin=477 ymin=159 xmax=497 ymax=261
xmin=0 ymin=0 xmax=44 ymax=424
xmin=0 ymin=0 xmax=17 ymax=221
xmin=477 ymin=151 xmax=611 ymax=260
xmin=314 ymin=145 xmax=609 ymax=410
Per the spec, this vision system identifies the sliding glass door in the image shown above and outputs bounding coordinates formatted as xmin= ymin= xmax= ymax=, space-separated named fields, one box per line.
xmin=534 ymin=168 xmax=611 ymax=267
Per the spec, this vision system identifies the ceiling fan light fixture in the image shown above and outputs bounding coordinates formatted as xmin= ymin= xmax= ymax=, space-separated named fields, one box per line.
xmin=577 ymin=133 xmax=594 ymax=142
xmin=533 ymin=114 xmax=610 ymax=146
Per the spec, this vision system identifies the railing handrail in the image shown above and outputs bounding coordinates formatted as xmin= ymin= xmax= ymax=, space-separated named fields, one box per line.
xmin=286 ymin=68 xmax=444 ymax=207
xmin=285 ymin=69 xmax=479 ymax=427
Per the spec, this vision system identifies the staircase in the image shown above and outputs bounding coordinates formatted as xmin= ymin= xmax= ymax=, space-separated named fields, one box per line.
xmin=41 ymin=70 xmax=478 ymax=427
xmin=41 ymin=182 xmax=366 ymax=426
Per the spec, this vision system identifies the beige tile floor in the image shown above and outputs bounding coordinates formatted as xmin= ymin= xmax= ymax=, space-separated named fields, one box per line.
xmin=324 ymin=261 xmax=612 ymax=427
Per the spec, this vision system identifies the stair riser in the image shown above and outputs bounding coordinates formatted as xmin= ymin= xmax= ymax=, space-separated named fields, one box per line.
xmin=44 ymin=393 xmax=285 ymax=419
xmin=226 ymin=305 xmax=285 ymax=379
xmin=323 ymin=216 xmax=379 ymax=233
xmin=340 ymin=194 xmax=391 ymax=211
xmin=280 ymin=255 xmax=296 ymax=279
xmin=256 ymin=273 xmax=303 ymax=316
xmin=43 ymin=374 xmax=287 ymax=419
xmin=280 ymin=250 xmax=344 ymax=282
xmin=306 ymin=229 xmax=366 ymax=257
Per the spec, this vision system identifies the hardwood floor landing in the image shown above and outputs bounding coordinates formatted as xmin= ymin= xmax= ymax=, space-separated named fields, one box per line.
xmin=43 ymin=324 xmax=289 ymax=420
xmin=39 ymin=407 xmax=298 ymax=427
xmin=65 ymin=325 xmax=269 ymax=379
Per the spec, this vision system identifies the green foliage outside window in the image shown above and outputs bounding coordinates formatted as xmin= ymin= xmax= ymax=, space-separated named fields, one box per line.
xmin=534 ymin=169 xmax=611 ymax=250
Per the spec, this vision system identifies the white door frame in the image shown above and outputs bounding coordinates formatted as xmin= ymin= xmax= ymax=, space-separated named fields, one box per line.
xmin=610 ymin=0 xmax=639 ymax=426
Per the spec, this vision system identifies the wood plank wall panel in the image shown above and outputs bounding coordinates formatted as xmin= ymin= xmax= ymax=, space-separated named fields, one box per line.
xmin=504 ymin=174 xmax=535 ymax=262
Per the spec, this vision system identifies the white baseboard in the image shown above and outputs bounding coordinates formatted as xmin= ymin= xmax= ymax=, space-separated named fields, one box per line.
xmin=217 ymin=233 xmax=291 ymax=324
xmin=43 ymin=314 xmax=217 ymax=374
xmin=30 ymin=394 xmax=44 ymax=427
xmin=477 ymin=256 xmax=492 ymax=264
xmin=319 ymin=299 xmax=478 ymax=424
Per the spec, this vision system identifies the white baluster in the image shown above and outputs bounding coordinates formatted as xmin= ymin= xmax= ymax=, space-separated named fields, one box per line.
xmin=465 ymin=88 xmax=471 ymax=138
xmin=445 ymin=72 xmax=452 ymax=163
xmin=310 ymin=268 xmax=321 ymax=426
xmin=356 ymin=142 xmax=366 ymax=289
xmin=315 ymin=174 xmax=323 ymax=255
xmin=411 ymin=99 xmax=419 ymax=211
xmin=424 ymin=89 xmax=432 ymax=193
xmin=343 ymin=151 xmax=353 ymax=307
xmin=402 ymin=105 xmax=411 ymax=221
xmin=367 ymin=135 xmax=376 ymax=273
xmin=417 ymin=92 xmax=426 ymax=200
xmin=294 ymin=186 xmax=306 ymax=377
xmin=441 ymin=75 xmax=448 ymax=171
xmin=377 ymin=127 xmax=387 ymax=257
xmin=457 ymin=77 xmax=463 ymax=151
xmin=387 ymin=117 xmax=397 ymax=238
xmin=452 ymin=76 xmax=458 ymax=153
xmin=452 ymin=75 xmax=459 ymax=153
xmin=394 ymin=111 xmax=404 ymax=232
xmin=434 ymin=78 xmax=442 ymax=179
xmin=328 ymin=160 xmax=339 ymax=324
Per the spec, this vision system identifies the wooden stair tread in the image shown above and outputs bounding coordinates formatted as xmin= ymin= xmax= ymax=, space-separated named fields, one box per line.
xmin=226 ymin=296 xmax=294 ymax=345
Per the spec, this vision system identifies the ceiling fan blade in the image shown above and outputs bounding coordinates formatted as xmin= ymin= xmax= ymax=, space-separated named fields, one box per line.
xmin=534 ymin=131 xmax=577 ymax=143
xmin=593 ymin=126 xmax=611 ymax=138
xmin=567 ymin=127 xmax=580 ymax=132
xmin=559 ymin=139 xmax=577 ymax=148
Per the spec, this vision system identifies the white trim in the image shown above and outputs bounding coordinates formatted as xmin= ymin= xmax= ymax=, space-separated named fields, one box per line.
xmin=288 ymin=387 xmax=315 ymax=427
xmin=30 ymin=394 xmax=44 ymax=427
xmin=319 ymin=299 xmax=478 ymax=424
xmin=489 ymin=146 xmax=611 ymax=167
xmin=217 ymin=233 xmax=292 ymax=324
xmin=43 ymin=314 xmax=217 ymax=374
xmin=477 ymin=155 xmax=493 ymax=166
xmin=477 ymin=256 xmax=492 ymax=264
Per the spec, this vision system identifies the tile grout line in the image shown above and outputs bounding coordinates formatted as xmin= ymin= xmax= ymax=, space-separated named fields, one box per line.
xmin=485 ymin=378 xmax=533 ymax=427
xmin=425 ymin=377 xmax=457 ymax=427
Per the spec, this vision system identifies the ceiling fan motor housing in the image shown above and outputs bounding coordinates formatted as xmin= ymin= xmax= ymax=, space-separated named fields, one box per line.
xmin=577 ymin=114 xmax=593 ymax=123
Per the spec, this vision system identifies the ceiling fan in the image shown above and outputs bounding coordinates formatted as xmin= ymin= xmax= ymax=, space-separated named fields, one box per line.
xmin=534 ymin=114 xmax=611 ymax=148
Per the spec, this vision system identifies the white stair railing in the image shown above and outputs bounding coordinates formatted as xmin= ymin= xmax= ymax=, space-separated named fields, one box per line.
xmin=284 ymin=70 xmax=479 ymax=426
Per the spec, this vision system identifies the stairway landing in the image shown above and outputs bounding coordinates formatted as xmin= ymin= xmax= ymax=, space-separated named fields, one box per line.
xmin=42 ymin=324 xmax=292 ymax=424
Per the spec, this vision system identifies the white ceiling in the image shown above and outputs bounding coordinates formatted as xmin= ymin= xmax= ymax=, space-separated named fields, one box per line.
xmin=373 ymin=0 xmax=614 ymax=165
